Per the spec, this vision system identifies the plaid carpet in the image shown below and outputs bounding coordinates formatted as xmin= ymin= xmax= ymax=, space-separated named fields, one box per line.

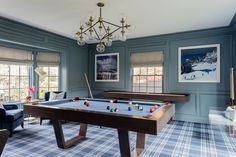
xmin=2 ymin=120 xmax=236 ymax=157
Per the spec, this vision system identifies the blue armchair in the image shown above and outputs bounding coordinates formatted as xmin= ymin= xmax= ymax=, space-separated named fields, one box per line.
xmin=0 ymin=104 xmax=24 ymax=137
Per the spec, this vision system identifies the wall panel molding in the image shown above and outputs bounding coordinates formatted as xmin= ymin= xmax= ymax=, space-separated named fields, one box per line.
xmin=88 ymin=25 xmax=236 ymax=123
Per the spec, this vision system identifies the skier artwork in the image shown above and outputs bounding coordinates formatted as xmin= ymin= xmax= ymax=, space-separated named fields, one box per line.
xmin=178 ymin=44 xmax=220 ymax=83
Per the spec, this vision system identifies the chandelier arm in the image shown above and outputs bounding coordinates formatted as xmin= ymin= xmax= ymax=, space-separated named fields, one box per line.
xmin=101 ymin=21 xmax=108 ymax=34
xmin=103 ymin=20 xmax=121 ymax=28
xmin=93 ymin=27 xmax=102 ymax=41
xmin=82 ymin=21 xmax=99 ymax=34
xmin=101 ymin=27 xmax=121 ymax=40
xmin=83 ymin=32 xmax=98 ymax=40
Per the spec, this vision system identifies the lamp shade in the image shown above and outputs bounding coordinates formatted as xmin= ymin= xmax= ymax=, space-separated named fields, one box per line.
xmin=35 ymin=67 xmax=47 ymax=77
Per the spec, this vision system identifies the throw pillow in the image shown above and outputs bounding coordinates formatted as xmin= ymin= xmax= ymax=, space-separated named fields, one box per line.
xmin=49 ymin=92 xmax=65 ymax=101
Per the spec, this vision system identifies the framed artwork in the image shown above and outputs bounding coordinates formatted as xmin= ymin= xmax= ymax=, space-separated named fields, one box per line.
xmin=178 ymin=44 xmax=220 ymax=83
xmin=95 ymin=53 xmax=119 ymax=82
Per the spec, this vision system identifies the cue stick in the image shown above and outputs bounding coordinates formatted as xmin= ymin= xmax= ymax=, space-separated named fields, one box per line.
xmin=84 ymin=73 xmax=103 ymax=129
xmin=84 ymin=73 xmax=93 ymax=99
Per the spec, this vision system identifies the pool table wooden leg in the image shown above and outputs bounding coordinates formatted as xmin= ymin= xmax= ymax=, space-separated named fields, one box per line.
xmin=167 ymin=117 xmax=173 ymax=124
xmin=118 ymin=129 xmax=145 ymax=157
xmin=51 ymin=119 xmax=87 ymax=149
xmin=118 ymin=129 xmax=132 ymax=157
xmin=135 ymin=132 xmax=145 ymax=156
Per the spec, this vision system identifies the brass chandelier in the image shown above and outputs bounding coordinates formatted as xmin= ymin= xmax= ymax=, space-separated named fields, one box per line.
xmin=75 ymin=2 xmax=133 ymax=53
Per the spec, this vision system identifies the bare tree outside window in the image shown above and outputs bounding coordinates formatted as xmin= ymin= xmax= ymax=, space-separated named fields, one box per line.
xmin=38 ymin=66 xmax=59 ymax=99
xmin=0 ymin=64 xmax=31 ymax=101
xmin=132 ymin=66 xmax=163 ymax=93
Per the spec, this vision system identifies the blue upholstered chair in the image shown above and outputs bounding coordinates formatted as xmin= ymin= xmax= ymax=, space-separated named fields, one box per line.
xmin=40 ymin=91 xmax=67 ymax=125
xmin=0 ymin=104 xmax=24 ymax=137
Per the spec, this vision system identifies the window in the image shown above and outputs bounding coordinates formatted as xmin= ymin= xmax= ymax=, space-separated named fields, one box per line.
xmin=0 ymin=46 xmax=32 ymax=101
xmin=38 ymin=66 xmax=59 ymax=99
xmin=0 ymin=64 xmax=31 ymax=101
xmin=0 ymin=46 xmax=60 ymax=101
xmin=36 ymin=52 xmax=60 ymax=99
xmin=130 ymin=51 xmax=163 ymax=93
xmin=132 ymin=66 xmax=163 ymax=93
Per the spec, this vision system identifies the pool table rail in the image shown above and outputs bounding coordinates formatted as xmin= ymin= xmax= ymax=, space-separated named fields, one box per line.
xmin=101 ymin=91 xmax=189 ymax=102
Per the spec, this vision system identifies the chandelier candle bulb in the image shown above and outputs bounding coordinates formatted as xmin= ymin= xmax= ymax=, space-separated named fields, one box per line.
xmin=230 ymin=67 xmax=234 ymax=103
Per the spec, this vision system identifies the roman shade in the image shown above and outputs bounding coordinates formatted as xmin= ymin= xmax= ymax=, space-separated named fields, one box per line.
xmin=0 ymin=46 xmax=32 ymax=64
xmin=130 ymin=51 xmax=163 ymax=67
xmin=36 ymin=52 xmax=60 ymax=66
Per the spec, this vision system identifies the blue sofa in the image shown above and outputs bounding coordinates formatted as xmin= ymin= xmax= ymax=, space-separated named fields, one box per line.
xmin=0 ymin=104 xmax=24 ymax=136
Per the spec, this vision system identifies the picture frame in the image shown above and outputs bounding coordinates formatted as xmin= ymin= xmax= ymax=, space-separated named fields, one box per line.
xmin=95 ymin=53 xmax=119 ymax=82
xmin=178 ymin=44 xmax=220 ymax=83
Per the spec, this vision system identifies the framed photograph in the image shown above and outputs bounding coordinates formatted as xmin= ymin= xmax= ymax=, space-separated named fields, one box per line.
xmin=178 ymin=44 xmax=220 ymax=83
xmin=95 ymin=53 xmax=119 ymax=82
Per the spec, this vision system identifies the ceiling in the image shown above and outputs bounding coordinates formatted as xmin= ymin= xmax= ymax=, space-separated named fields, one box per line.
xmin=0 ymin=0 xmax=235 ymax=41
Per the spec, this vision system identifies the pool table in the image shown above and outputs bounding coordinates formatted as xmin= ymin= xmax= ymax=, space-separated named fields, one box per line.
xmin=24 ymin=98 xmax=175 ymax=157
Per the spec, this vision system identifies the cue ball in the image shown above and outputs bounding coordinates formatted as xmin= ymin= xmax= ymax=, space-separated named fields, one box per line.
xmin=150 ymin=108 xmax=154 ymax=113
xmin=154 ymin=105 xmax=158 ymax=109
xmin=107 ymin=106 xmax=110 ymax=110
xmin=128 ymin=106 xmax=132 ymax=111
xmin=128 ymin=101 xmax=132 ymax=105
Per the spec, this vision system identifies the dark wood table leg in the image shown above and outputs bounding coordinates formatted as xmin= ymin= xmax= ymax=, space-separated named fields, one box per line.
xmin=167 ymin=117 xmax=173 ymax=124
xmin=79 ymin=123 xmax=87 ymax=137
xmin=51 ymin=119 xmax=87 ymax=149
xmin=135 ymin=133 xmax=145 ymax=157
xmin=118 ymin=130 xmax=146 ymax=157
xmin=118 ymin=129 xmax=132 ymax=157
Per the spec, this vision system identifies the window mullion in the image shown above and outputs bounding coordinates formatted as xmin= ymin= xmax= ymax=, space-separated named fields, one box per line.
xmin=48 ymin=67 xmax=50 ymax=91
xmin=8 ymin=65 xmax=10 ymax=101
xmin=19 ymin=66 xmax=20 ymax=100
xmin=146 ymin=67 xmax=148 ymax=93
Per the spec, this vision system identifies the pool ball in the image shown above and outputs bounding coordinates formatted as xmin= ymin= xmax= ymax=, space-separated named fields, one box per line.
xmin=128 ymin=101 xmax=132 ymax=105
xmin=150 ymin=108 xmax=155 ymax=113
xmin=114 ymin=108 xmax=119 ymax=112
xmin=154 ymin=105 xmax=158 ymax=109
xmin=128 ymin=106 xmax=132 ymax=111
xmin=134 ymin=104 xmax=139 ymax=109
xmin=107 ymin=106 xmax=110 ymax=110
xmin=110 ymin=99 xmax=118 ymax=103
xmin=73 ymin=97 xmax=80 ymax=101
xmin=84 ymin=100 xmax=90 ymax=106
xmin=138 ymin=106 xmax=143 ymax=111
xmin=110 ymin=108 xmax=114 ymax=112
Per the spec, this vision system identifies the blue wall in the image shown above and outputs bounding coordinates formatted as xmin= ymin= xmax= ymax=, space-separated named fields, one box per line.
xmin=1 ymin=15 xmax=236 ymax=123
xmin=88 ymin=26 xmax=236 ymax=123
xmin=0 ymin=17 xmax=89 ymax=98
